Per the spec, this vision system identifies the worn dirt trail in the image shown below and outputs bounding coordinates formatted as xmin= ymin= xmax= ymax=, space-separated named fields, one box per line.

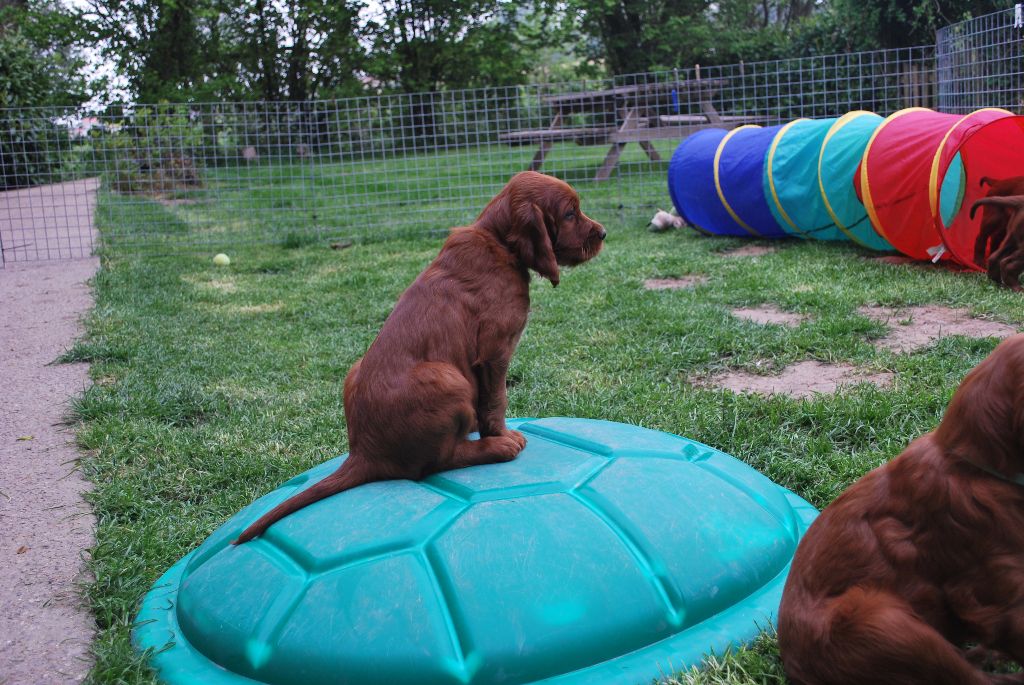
xmin=1 ymin=258 xmax=98 ymax=683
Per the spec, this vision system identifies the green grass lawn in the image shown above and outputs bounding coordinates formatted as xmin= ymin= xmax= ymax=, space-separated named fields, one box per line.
xmin=96 ymin=138 xmax=677 ymax=252
xmin=72 ymin=189 xmax=1024 ymax=683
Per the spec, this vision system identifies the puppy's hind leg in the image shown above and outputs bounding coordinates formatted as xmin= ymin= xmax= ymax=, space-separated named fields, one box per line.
xmin=975 ymin=220 xmax=1006 ymax=270
xmin=800 ymin=588 xmax=1000 ymax=685
xmin=998 ymin=252 xmax=1024 ymax=291
xmin=407 ymin=363 xmax=526 ymax=473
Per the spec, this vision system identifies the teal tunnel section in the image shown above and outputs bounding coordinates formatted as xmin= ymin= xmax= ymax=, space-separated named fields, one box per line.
xmin=939 ymin=151 xmax=966 ymax=228
xmin=668 ymin=128 xmax=753 ymax=236
xmin=765 ymin=118 xmax=848 ymax=241
xmin=135 ymin=418 xmax=819 ymax=685
xmin=716 ymin=125 xmax=789 ymax=238
xmin=818 ymin=112 xmax=892 ymax=251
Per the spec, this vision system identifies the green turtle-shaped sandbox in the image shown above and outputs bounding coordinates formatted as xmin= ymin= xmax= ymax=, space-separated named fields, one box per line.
xmin=134 ymin=417 xmax=817 ymax=685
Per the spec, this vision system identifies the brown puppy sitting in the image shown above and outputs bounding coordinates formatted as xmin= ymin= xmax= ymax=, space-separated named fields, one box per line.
xmin=971 ymin=195 xmax=1024 ymax=291
xmin=973 ymin=176 xmax=1024 ymax=270
xmin=778 ymin=334 xmax=1024 ymax=685
xmin=234 ymin=172 xmax=606 ymax=543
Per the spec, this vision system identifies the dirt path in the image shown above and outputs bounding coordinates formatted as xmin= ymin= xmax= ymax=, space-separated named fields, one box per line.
xmin=0 ymin=178 xmax=100 ymax=264
xmin=0 ymin=258 xmax=98 ymax=683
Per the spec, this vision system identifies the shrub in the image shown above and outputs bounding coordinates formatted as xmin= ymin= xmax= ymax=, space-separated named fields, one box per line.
xmin=93 ymin=105 xmax=205 ymax=194
xmin=0 ymin=31 xmax=70 ymax=189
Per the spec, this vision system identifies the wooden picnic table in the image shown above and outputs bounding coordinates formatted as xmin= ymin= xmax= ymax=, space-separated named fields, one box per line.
xmin=500 ymin=77 xmax=756 ymax=181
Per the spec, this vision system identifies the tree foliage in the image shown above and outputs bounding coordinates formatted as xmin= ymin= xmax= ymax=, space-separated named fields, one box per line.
xmin=81 ymin=0 xmax=365 ymax=101
xmin=561 ymin=0 xmax=826 ymax=74
xmin=365 ymin=0 xmax=533 ymax=91
xmin=560 ymin=0 xmax=1008 ymax=74
xmin=0 ymin=1 xmax=87 ymax=189
xmin=0 ymin=0 xmax=86 ymax=107
xmin=3 ymin=0 xmax=1012 ymax=103
xmin=799 ymin=0 xmax=1006 ymax=51
xmin=80 ymin=0 xmax=533 ymax=102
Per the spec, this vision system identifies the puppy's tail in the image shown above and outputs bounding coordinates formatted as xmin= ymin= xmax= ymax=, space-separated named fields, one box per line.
xmin=233 ymin=458 xmax=372 ymax=544
xmin=970 ymin=195 xmax=1024 ymax=220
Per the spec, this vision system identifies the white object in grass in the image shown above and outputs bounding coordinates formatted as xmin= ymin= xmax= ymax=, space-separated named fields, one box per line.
xmin=1015 ymin=4 xmax=1022 ymax=29
xmin=213 ymin=253 xmax=231 ymax=266
xmin=926 ymin=244 xmax=946 ymax=263
xmin=649 ymin=209 xmax=684 ymax=232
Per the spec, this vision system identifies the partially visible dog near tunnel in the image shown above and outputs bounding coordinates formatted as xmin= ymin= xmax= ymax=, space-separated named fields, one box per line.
xmin=971 ymin=190 xmax=1024 ymax=290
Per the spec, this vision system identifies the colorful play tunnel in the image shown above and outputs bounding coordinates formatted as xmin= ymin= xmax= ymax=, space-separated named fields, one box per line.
xmin=667 ymin=107 xmax=1024 ymax=271
xmin=767 ymin=117 xmax=844 ymax=241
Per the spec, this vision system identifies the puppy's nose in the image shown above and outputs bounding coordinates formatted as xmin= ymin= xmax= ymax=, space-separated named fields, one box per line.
xmin=597 ymin=227 xmax=607 ymax=240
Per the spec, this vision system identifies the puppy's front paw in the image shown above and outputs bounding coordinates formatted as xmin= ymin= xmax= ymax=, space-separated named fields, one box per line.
xmin=491 ymin=431 xmax=526 ymax=461
xmin=501 ymin=429 xmax=527 ymax=451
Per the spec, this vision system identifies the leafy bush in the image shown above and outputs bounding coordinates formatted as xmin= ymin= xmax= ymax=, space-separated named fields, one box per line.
xmin=93 ymin=105 xmax=204 ymax=194
xmin=0 ymin=30 xmax=70 ymax=189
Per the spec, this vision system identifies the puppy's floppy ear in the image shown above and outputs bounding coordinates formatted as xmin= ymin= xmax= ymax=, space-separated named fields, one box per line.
xmin=514 ymin=201 xmax=560 ymax=286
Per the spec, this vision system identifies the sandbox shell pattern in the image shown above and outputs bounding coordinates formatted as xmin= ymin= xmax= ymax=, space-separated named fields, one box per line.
xmin=135 ymin=417 xmax=818 ymax=685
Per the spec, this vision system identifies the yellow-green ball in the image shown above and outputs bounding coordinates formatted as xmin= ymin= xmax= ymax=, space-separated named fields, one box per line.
xmin=213 ymin=253 xmax=231 ymax=266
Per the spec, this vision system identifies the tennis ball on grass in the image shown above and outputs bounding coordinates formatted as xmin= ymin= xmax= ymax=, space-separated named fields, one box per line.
xmin=213 ymin=253 xmax=231 ymax=266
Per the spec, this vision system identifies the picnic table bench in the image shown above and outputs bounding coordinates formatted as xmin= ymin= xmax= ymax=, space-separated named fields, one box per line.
xmin=500 ymin=78 xmax=764 ymax=180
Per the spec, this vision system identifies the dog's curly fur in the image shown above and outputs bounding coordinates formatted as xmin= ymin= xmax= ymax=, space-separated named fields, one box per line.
xmin=778 ymin=334 xmax=1024 ymax=685
xmin=234 ymin=172 xmax=605 ymax=543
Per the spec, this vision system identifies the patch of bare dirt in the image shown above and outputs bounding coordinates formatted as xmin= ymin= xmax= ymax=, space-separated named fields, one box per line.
xmin=720 ymin=245 xmax=777 ymax=258
xmin=732 ymin=305 xmax=807 ymax=327
xmin=0 ymin=178 xmax=99 ymax=262
xmin=860 ymin=305 xmax=1017 ymax=352
xmin=700 ymin=361 xmax=894 ymax=398
xmin=1 ymin=259 xmax=97 ymax=683
xmin=644 ymin=276 xmax=709 ymax=290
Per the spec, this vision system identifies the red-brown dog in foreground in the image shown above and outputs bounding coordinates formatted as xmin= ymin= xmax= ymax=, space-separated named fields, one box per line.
xmin=779 ymin=334 xmax=1024 ymax=685
xmin=234 ymin=172 xmax=605 ymax=544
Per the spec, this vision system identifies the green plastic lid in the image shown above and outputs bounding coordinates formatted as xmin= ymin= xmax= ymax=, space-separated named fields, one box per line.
xmin=134 ymin=418 xmax=817 ymax=685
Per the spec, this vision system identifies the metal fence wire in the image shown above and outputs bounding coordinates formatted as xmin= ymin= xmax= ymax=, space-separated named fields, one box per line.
xmin=0 ymin=8 xmax=1021 ymax=265
xmin=938 ymin=6 xmax=1024 ymax=113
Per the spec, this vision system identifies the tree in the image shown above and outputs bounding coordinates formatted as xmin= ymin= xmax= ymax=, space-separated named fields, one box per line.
xmin=798 ymin=0 xmax=1006 ymax=51
xmin=0 ymin=2 xmax=88 ymax=188
xmin=364 ymin=0 xmax=531 ymax=92
xmin=81 ymin=0 xmax=207 ymax=101
xmin=0 ymin=0 xmax=85 ymax=106
xmin=213 ymin=0 xmax=366 ymax=101
xmin=564 ymin=0 xmax=712 ymax=75
xmin=81 ymin=0 xmax=366 ymax=102
xmin=561 ymin=0 xmax=827 ymax=75
xmin=565 ymin=0 xmax=1006 ymax=75
xmin=361 ymin=0 xmax=533 ymax=146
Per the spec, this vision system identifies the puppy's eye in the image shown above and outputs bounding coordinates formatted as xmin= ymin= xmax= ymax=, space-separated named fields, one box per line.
xmin=564 ymin=211 xmax=576 ymax=220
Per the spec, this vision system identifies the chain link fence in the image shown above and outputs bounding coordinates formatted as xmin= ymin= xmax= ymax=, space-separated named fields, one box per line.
xmin=1 ymin=8 xmax=1020 ymax=265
